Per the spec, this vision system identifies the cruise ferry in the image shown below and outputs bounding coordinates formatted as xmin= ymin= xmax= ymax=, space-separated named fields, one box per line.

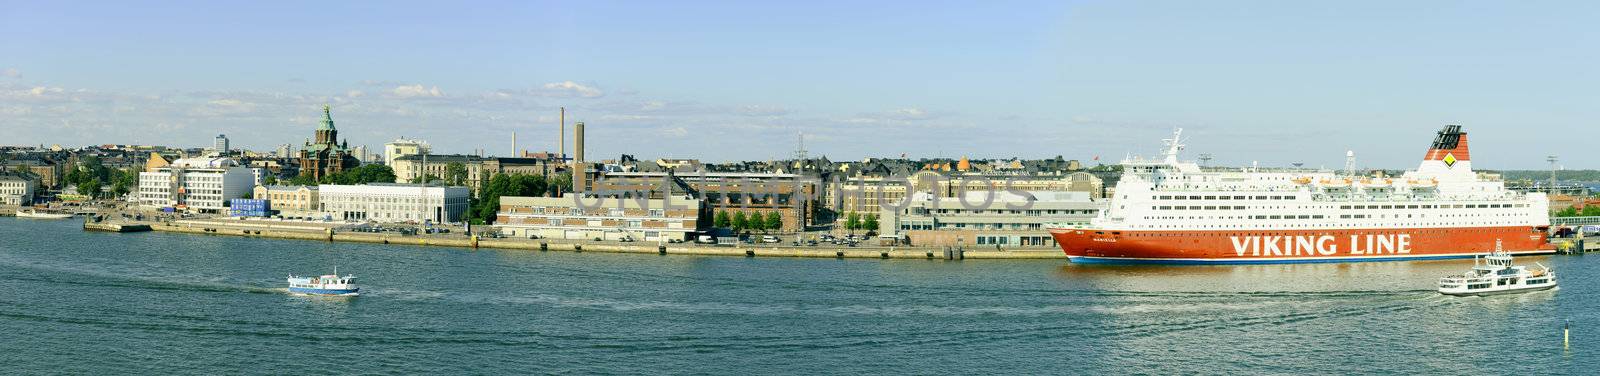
xmin=1049 ymin=125 xmax=1553 ymax=264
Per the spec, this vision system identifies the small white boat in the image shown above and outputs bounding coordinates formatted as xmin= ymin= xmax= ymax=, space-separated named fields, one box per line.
xmin=1438 ymin=241 xmax=1556 ymax=296
xmin=16 ymin=209 xmax=74 ymax=219
xmin=287 ymin=267 xmax=359 ymax=296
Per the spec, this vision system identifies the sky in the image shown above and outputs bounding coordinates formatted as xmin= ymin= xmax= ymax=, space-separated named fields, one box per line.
xmin=2 ymin=1 xmax=1596 ymax=169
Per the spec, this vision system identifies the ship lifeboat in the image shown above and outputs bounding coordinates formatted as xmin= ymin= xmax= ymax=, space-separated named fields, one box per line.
xmin=1293 ymin=177 xmax=1313 ymax=185
xmin=1409 ymin=179 xmax=1439 ymax=188
xmin=1321 ymin=178 xmax=1351 ymax=188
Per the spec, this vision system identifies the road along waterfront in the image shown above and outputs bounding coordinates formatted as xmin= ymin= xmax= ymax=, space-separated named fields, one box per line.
xmin=0 ymin=217 xmax=1594 ymax=374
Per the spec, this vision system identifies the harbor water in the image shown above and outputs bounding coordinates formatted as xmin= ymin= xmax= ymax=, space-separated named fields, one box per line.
xmin=0 ymin=218 xmax=1593 ymax=374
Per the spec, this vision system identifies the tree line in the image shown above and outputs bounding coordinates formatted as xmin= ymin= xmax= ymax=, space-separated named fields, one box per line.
xmin=61 ymin=156 xmax=136 ymax=199
xmin=712 ymin=210 xmax=784 ymax=233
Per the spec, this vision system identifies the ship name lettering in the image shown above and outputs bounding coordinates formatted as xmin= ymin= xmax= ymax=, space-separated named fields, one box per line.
xmin=1348 ymin=234 xmax=1412 ymax=255
xmin=1229 ymin=235 xmax=1338 ymax=257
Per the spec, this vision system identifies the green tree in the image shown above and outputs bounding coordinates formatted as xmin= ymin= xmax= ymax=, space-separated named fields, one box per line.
xmin=732 ymin=212 xmax=748 ymax=232
xmin=288 ymin=173 xmax=317 ymax=186
xmin=845 ymin=212 xmax=861 ymax=232
xmin=549 ymin=171 xmax=573 ymax=197
xmin=444 ymin=162 xmax=468 ymax=186
xmin=262 ymin=175 xmax=279 ymax=186
xmin=863 ymin=213 xmax=878 ymax=232
xmin=321 ymin=164 xmax=397 ymax=185
xmin=468 ymin=173 xmax=549 ymax=224
xmin=765 ymin=212 xmax=783 ymax=233
xmin=714 ymin=210 xmax=732 ymax=228
xmin=77 ymin=178 xmax=101 ymax=199
xmin=408 ymin=174 xmax=440 ymax=184
xmin=110 ymin=169 xmax=132 ymax=198
xmin=1556 ymin=207 xmax=1580 ymax=217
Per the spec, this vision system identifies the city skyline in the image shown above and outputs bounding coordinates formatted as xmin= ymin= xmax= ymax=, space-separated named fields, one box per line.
xmin=4 ymin=1 xmax=1598 ymax=169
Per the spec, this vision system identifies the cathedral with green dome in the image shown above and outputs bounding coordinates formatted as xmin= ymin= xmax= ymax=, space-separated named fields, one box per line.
xmin=296 ymin=105 xmax=360 ymax=181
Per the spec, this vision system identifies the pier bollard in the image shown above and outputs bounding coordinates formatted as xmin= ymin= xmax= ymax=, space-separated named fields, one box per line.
xmin=539 ymin=242 xmax=548 ymax=251
xmin=836 ymin=251 xmax=845 ymax=258
xmin=926 ymin=251 xmax=934 ymax=259
xmin=880 ymin=251 xmax=889 ymax=259
xmin=659 ymin=245 xmax=667 ymax=255
xmin=574 ymin=244 xmax=582 ymax=252
xmin=745 ymin=250 xmax=755 ymax=257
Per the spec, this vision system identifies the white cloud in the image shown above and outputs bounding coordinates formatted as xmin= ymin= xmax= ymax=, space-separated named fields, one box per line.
xmin=2 ymin=68 xmax=19 ymax=78
xmin=641 ymin=100 xmax=666 ymax=111
xmin=889 ymin=108 xmax=930 ymax=120
xmin=740 ymin=105 xmax=790 ymax=117
xmin=346 ymin=90 xmax=365 ymax=98
xmin=542 ymin=81 xmax=603 ymax=98
xmin=390 ymin=84 xmax=444 ymax=98
xmin=661 ymin=126 xmax=689 ymax=138
xmin=28 ymin=86 xmax=63 ymax=97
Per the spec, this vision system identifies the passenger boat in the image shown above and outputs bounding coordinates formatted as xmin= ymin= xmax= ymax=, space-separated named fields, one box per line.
xmin=1049 ymin=125 xmax=1554 ymax=264
xmin=286 ymin=267 xmax=360 ymax=296
xmin=16 ymin=209 xmax=74 ymax=219
xmin=1438 ymin=241 xmax=1556 ymax=296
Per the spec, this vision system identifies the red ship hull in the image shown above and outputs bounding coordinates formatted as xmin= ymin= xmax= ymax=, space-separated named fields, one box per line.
xmin=1049 ymin=226 xmax=1553 ymax=264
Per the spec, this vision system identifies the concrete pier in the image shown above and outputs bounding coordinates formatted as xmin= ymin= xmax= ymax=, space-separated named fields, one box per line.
xmin=119 ymin=218 xmax=1067 ymax=260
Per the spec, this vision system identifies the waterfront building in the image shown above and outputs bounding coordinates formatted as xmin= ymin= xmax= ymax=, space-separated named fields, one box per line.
xmin=389 ymin=154 xmax=488 ymax=190
xmin=0 ymin=173 xmax=37 ymax=206
xmin=493 ymin=196 xmax=705 ymax=241
xmin=589 ymin=172 xmax=817 ymax=232
xmin=881 ymin=191 xmax=1101 ymax=247
xmin=317 ymin=183 xmax=469 ymax=223
xmin=829 ymin=172 xmax=1105 ymax=218
xmin=136 ymin=157 xmax=260 ymax=213
xmin=384 ymin=138 xmax=430 ymax=167
xmin=0 ymin=158 xmax=60 ymax=188
xmin=482 ymin=157 xmax=559 ymax=178
xmin=253 ymin=185 xmax=320 ymax=217
xmin=213 ymin=134 xmax=229 ymax=156
xmin=297 ymin=105 xmax=360 ymax=182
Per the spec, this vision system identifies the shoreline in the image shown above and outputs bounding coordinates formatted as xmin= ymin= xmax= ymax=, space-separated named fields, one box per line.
xmin=108 ymin=219 xmax=1067 ymax=260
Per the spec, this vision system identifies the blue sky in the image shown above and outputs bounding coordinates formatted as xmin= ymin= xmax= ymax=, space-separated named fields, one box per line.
xmin=2 ymin=1 xmax=1595 ymax=169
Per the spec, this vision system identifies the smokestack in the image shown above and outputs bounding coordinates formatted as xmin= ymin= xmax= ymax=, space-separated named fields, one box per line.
xmin=575 ymin=122 xmax=585 ymax=162
xmin=573 ymin=122 xmax=586 ymax=193
xmin=511 ymin=131 xmax=517 ymax=158
xmin=559 ymin=107 xmax=565 ymax=161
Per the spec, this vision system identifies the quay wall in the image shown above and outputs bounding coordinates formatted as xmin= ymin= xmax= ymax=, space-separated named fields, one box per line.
xmin=137 ymin=221 xmax=1067 ymax=260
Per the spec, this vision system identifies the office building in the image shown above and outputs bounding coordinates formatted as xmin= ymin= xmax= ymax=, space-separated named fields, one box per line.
xmin=318 ymin=183 xmax=469 ymax=223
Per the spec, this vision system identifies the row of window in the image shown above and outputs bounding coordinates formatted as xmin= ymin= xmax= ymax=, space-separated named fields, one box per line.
xmin=1157 ymin=195 xmax=1295 ymax=201
xmin=1338 ymin=203 xmax=1527 ymax=209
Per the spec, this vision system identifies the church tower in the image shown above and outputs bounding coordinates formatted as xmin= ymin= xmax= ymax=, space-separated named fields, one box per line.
xmin=316 ymin=105 xmax=338 ymax=145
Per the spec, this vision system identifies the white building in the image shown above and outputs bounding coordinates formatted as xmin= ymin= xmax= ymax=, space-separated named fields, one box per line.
xmin=318 ymin=183 xmax=469 ymax=223
xmin=0 ymin=174 xmax=37 ymax=206
xmin=137 ymin=157 xmax=259 ymax=213
xmin=384 ymin=138 xmax=430 ymax=167
xmin=493 ymin=196 xmax=705 ymax=241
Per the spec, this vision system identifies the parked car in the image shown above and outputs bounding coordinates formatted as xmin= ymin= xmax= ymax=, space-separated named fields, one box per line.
xmin=695 ymin=235 xmax=717 ymax=244
xmin=761 ymin=235 xmax=780 ymax=243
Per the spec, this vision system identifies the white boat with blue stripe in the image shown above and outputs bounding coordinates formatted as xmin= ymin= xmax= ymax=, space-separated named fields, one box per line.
xmin=287 ymin=267 xmax=359 ymax=296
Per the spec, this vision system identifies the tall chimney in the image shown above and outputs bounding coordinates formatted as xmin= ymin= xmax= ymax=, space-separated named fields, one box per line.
xmin=511 ymin=131 xmax=517 ymax=158
xmin=559 ymin=107 xmax=565 ymax=161
xmin=575 ymin=122 xmax=585 ymax=162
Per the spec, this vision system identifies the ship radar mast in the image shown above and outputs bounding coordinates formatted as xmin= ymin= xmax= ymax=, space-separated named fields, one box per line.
xmin=1162 ymin=128 xmax=1185 ymax=164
